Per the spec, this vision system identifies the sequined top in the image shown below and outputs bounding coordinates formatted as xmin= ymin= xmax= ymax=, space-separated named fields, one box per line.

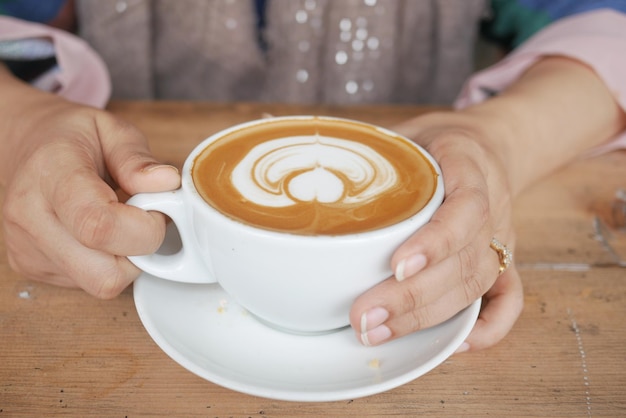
xmin=2 ymin=8 xmax=626 ymax=147
xmin=75 ymin=0 xmax=488 ymax=104
xmin=4 ymin=1 xmax=626 ymax=104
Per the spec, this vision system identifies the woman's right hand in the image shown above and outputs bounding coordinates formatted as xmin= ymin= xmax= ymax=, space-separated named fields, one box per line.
xmin=1 ymin=72 xmax=180 ymax=297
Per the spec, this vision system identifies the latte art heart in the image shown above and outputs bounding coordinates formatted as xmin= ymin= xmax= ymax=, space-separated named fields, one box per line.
xmin=287 ymin=167 xmax=345 ymax=203
xmin=192 ymin=117 xmax=437 ymax=235
xmin=232 ymin=136 xmax=398 ymax=207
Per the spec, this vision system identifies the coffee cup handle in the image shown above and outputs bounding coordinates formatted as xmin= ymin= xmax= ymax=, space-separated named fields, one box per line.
xmin=126 ymin=190 xmax=217 ymax=284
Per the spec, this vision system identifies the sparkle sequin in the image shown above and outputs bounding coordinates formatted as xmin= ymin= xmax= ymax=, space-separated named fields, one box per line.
xmin=289 ymin=1 xmax=383 ymax=98
xmin=339 ymin=18 xmax=352 ymax=32
xmin=367 ymin=36 xmax=379 ymax=50
xmin=335 ymin=51 xmax=348 ymax=65
xmin=295 ymin=10 xmax=308 ymax=23
xmin=345 ymin=80 xmax=358 ymax=94
xmin=296 ymin=69 xmax=309 ymax=83
xmin=115 ymin=1 xmax=127 ymax=13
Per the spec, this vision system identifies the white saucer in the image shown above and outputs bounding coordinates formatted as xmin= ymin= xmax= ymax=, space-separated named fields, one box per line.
xmin=133 ymin=270 xmax=480 ymax=402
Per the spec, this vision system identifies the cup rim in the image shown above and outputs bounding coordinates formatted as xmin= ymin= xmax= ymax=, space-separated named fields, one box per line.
xmin=181 ymin=115 xmax=444 ymax=241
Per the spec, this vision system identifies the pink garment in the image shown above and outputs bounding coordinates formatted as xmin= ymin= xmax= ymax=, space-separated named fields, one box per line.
xmin=455 ymin=9 xmax=626 ymax=153
xmin=0 ymin=16 xmax=110 ymax=108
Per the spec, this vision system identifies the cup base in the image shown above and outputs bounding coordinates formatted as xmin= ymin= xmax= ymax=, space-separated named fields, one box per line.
xmin=251 ymin=313 xmax=350 ymax=336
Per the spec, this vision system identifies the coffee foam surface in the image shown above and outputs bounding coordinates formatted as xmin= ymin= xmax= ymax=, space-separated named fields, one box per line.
xmin=192 ymin=118 xmax=437 ymax=235
xmin=231 ymin=135 xmax=398 ymax=207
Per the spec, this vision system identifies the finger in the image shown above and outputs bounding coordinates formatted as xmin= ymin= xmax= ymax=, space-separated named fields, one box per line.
xmin=59 ymin=243 xmax=141 ymax=299
xmin=392 ymin=183 xmax=489 ymax=281
xmin=4 ymin=190 xmax=140 ymax=298
xmin=456 ymin=267 xmax=524 ymax=353
xmin=6 ymin=221 xmax=139 ymax=297
xmin=33 ymin=143 xmax=168 ymax=256
xmin=391 ymin=141 xmax=510 ymax=280
xmin=352 ymin=229 xmax=501 ymax=345
xmin=387 ymin=234 xmax=516 ymax=346
xmin=48 ymin=169 xmax=168 ymax=256
xmin=96 ymin=113 xmax=181 ymax=194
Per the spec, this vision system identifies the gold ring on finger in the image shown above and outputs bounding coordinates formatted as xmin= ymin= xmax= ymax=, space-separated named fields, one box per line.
xmin=490 ymin=237 xmax=512 ymax=275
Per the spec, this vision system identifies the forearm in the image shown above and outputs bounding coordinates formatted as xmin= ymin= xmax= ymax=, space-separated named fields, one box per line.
xmin=460 ymin=56 xmax=626 ymax=196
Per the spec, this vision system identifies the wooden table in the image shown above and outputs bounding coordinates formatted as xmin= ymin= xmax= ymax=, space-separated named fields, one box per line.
xmin=1 ymin=101 xmax=625 ymax=417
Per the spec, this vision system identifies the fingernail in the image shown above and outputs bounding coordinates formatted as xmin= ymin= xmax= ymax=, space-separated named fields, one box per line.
xmin=454 ymin=341 xmax=470 ymax=354
xmin=360 ymin=307 xmax=390 ymax=346
xmin=360 ymin=307 xmax=389 ymax=332
xmin=361 ymin=324 xmax=392 ymax=346
xmin=142 ymin=163 xmax=179 ymax=174
xmin=395 ymin=254 xmax=427 ymax=281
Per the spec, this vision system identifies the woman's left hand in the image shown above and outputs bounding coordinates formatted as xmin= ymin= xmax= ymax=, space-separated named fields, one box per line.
xmin=349 ymin=110 xmax=524 ymax=352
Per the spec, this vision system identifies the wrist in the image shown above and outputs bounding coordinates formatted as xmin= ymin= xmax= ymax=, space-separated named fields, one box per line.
xmin=455 ymin=103 xmax=527 ymax=197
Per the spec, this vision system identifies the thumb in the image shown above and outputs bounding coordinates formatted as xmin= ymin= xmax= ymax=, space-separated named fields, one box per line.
xmin=96 ymin=113 xmax=181 ymax=194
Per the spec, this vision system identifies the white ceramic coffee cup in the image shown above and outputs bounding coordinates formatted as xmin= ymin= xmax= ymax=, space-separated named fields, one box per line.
xmin=127 ymin=116 xmax=444 ymax=334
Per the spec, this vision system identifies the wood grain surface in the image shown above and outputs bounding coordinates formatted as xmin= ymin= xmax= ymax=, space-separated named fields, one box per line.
xmin=1 ymin=101 xmax=625 ymax=417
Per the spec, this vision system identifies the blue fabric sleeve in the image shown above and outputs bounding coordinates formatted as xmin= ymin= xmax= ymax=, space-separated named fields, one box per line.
xmin=0 ymin=0 xmax=67 ymax=23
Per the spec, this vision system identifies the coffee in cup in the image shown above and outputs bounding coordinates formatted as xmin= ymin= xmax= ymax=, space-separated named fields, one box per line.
xmin=127 ymin=116 xmax=443 ymax=333
xmin=192 ymin=117 xmax=436 ymax=235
